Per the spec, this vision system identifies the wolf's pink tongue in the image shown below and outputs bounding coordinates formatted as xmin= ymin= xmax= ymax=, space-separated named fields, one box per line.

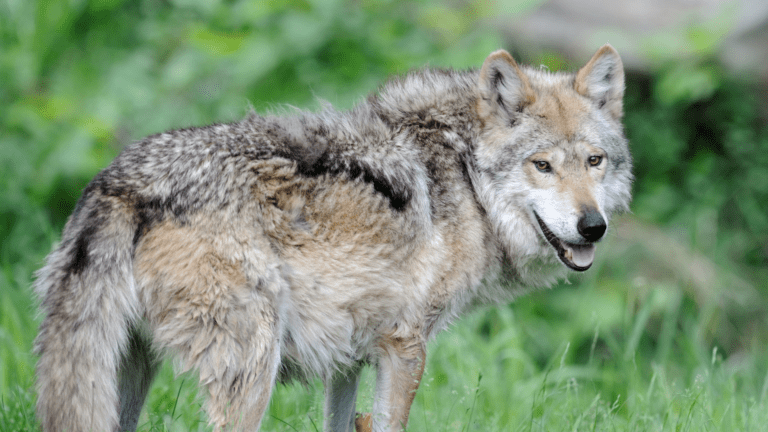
xmin=570 ymin=244 xmax=596 ymax=268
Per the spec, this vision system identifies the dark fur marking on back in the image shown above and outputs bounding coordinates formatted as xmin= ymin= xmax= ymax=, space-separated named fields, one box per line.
xmin=131 ymin=192 xmax=196 ymax=251
xmin=273 ymin=148 xmax=411 ymax=212
xmin=75 ymin=170 xmax=198 ymax=252
xmin=132 ymin=198 xmax=165 ymax=249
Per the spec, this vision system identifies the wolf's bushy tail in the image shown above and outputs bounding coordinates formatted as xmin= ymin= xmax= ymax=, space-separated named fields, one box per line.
xmin=34 ymin=197 xmax=139 ymax=432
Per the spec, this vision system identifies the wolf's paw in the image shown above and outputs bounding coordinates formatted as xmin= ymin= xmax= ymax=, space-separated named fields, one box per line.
xmin=355 ymin=412 xmax=372 ymax=432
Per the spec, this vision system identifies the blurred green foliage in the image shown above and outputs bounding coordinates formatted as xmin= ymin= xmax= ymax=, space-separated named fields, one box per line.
xmin=627 ymin=63 xmax=768 ymax=282
xmin=1 ymin=0 xmax=767 ymax=429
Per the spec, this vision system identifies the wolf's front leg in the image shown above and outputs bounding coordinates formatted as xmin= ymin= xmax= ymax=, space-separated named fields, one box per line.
xmin=367 ymin=335 xmax=426 ymax=432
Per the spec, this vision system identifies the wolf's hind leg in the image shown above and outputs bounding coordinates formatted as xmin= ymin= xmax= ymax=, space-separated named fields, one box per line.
xmin=118 ymin=324 xmax=161 ymax=432
xmin=135 ymin=216 xmax=288 ymax=431
xmin=324 ymin=363 xmax=363 ymax=432
xmin=201 ymin=323 xmax=282 ymax=432
xmin=147 ymin=277 xmax=283 ymax=431
xmin=138 ymin=242 xmax=284 ymax=430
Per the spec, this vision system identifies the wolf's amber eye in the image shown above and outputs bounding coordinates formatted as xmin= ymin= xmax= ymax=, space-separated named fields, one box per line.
xmin=588 ymin=156 xmax=603 ymax=167
xmin=534 ymin=161 xmax=551 ymax=172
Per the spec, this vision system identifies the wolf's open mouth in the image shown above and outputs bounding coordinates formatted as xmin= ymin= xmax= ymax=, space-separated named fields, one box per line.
xmin=533 ymin=212 xmax=596 ymax=271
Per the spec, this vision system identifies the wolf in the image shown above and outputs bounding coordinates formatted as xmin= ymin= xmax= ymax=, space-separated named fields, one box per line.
xmin=33 ymin=44 xmax=631 ymax=432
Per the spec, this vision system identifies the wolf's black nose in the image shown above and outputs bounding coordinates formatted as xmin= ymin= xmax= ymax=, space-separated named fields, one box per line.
xmin=578 ymin=208 xmax=606 ymax=242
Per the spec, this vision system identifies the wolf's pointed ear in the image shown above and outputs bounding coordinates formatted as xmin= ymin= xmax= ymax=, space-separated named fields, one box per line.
xmin=574 ymin=44 xmax=625 ymax=120
xmin=478 ymin=49 xmax=535 ymax=124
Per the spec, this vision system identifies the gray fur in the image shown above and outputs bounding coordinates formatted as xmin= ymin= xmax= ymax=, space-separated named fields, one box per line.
xmin=34 ymin=45 xmax=632 ymax=432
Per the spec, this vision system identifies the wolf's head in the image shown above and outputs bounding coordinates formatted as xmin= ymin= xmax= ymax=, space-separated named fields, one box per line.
xmin=471 ymin=45 xmax=632 ymax=276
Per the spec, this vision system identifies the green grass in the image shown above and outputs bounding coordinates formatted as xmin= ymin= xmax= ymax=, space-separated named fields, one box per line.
xmin=2 ymin=0 xmax=767 ymax=430
xmin=4 ymin=296 xmax=768 ymax=431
